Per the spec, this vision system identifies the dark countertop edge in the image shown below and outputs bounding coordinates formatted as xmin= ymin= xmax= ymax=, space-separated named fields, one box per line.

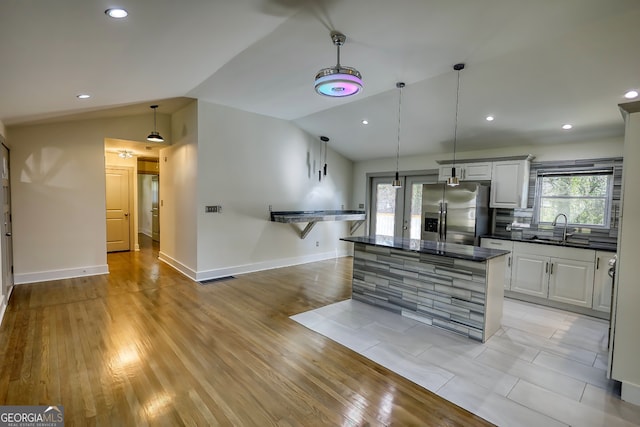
xmin=481 ymin=235 xmax=617 ymax=252
xmin=341 ymin=236 xmax=510 ymax=262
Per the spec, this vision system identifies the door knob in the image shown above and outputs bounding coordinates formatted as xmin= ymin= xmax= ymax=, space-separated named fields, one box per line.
xmin=5 ymin=232 xmax=10 ymax=237
xmin=124 ymin=213 xmax=129 ymax=217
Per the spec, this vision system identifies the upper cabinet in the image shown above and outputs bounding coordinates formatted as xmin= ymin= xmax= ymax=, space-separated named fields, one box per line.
xmin=438 ymin=162 xmax=492 ymax=182
xmin=490 ymin=159 xmax=531 ymax=209
xmin=437 ymin=156 xmax=533 ymax=208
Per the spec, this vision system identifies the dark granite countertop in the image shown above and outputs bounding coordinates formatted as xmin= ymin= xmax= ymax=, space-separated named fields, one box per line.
xmin=481 ymin=235 xmax=617 ymax=252
xmin=340 ymin=235 xmax=509 ymax=262
xmin=270 ymin=210 xmax=365 ymax=223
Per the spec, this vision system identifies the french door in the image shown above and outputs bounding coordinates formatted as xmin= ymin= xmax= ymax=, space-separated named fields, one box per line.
xmin=370 ymin=173 xmax=438 ymax=239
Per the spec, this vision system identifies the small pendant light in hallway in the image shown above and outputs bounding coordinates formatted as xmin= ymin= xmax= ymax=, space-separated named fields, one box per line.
xmin=147 ymin=105 xmax=164 ymax=143
xmin=447 ymin=63 xmax=465 ymax=187
xmin=392 ymin=82 xmax=405 ymax=188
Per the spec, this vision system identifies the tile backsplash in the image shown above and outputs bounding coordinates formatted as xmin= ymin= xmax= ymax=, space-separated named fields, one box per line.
xmin=492 ymin=157 xmax=622 ymax=249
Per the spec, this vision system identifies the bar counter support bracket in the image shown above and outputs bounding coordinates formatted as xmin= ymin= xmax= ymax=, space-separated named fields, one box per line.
xmin=300 ymin=222 xmax=317 ymax=239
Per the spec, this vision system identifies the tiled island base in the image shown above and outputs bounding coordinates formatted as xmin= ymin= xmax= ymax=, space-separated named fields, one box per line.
xmin=350 ymin=241 xmax=506 ymax=342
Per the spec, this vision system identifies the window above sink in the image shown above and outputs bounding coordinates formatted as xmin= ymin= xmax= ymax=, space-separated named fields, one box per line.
xmin=534 ymin=169 xmax=614 ymax=229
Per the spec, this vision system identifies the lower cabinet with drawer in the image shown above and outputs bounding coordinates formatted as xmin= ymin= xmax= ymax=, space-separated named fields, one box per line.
xmin=510 ymin=242 xmax=595 ymax=308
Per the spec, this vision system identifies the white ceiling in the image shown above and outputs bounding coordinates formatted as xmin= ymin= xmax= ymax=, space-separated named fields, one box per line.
xmin=1 ymin=0 xmax=639 ymax=161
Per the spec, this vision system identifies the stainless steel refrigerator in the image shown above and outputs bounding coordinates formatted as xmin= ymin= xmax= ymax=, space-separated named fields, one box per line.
xmin=421 ymin=182 xmax=489 ymax=246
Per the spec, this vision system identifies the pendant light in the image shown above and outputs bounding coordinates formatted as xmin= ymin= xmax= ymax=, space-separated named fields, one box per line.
xmin=392 ymin=82 xmax=405 ymax=189
xmin=315 ymin=31 xmax=363 ymax=97
xmin=147 ymin=105 xmax=164 ymax=142
xmin=320 ymin=136 xmax=329 ymax=176
xmin=447 ymin=63 xmax=465 ymax=187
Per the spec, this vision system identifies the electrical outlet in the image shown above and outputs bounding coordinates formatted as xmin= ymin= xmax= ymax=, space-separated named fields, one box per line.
xmin=269 ymin=204 xmax=272 ymax=211
xmin=315 ymin=241 xmax=319 ymax=247
xmin=359 ymin=203 xmax=364 ymax=209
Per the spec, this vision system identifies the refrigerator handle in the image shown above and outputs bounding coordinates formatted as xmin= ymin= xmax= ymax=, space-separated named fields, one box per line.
xmin=441 ymin=202 xmax=448 ymax=241
xmin=437 ymin=202 xmax=443 ymax=240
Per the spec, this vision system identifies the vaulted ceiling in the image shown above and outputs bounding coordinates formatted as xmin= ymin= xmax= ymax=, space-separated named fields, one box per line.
xmin=1 ymin=0 xmax=639 ymax=161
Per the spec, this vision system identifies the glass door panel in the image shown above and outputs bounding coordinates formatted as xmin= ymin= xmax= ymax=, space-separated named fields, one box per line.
xmin=403 ymin=175 xmax=439 ymax=239
xmin=371 ymin=178 xmax=397 ymax=237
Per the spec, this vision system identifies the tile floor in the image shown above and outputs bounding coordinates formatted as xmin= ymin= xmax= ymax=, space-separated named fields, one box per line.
xmin=291 ymin=298 xmax=640 ymax=426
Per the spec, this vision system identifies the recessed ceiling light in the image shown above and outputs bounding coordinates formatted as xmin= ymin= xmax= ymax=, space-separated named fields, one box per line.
xmin=361 ymin=120 xmax=369 ymax=125
xmin=485 ymin=115 xmax=494 ymax=122
xmin=76 ymin=94 xmax=91 ymax=99
xmin=105 ymin=8 xmax=128 ymax=19
xmin=624 ymin=90 xmax=639 ymax=99
xmin=562 ymin=124 xmax=573 ymax=130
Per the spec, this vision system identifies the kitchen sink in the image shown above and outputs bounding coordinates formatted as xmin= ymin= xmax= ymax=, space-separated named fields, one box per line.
xmin=524 ymin=236 xmax=589 ymax=247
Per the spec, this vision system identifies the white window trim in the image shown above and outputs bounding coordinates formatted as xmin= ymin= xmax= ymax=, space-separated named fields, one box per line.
xmin=533 ymin=169 xmax=614 ymax=229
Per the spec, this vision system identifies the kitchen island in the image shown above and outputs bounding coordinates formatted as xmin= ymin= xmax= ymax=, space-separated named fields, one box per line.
xmin=340 ymin=235 xmax=509 ymax=342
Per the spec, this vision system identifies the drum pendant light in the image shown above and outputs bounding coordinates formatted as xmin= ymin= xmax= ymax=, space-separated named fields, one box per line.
xmin=315 ymin=32 xmax=363 ymax=97
xmin=147 ymin=105 xmax=164 ymax=142
xmin=392 ymin=82 xmax=405 ymax=189
xmin=447 ymin=63 xmax=465 ymax=187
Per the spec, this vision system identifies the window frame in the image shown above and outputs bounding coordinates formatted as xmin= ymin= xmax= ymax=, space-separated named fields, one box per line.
xmin=533 ymin=168 xmax=614 ymax=229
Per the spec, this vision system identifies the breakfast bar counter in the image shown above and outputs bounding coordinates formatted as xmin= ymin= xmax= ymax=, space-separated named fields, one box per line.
xmin=340 ymin=235 xmax=509 ymax=342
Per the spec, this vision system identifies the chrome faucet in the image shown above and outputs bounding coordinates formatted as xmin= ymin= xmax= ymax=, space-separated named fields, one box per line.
xmin=552 ymin=213 xmax=569 ymax=241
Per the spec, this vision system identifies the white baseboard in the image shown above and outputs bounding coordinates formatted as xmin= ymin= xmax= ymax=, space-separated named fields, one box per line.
xmin=158 ymin=251 xmax=197 ymax=281
xmin=195 ymin=249 xmax=350 ymax=282
xmin=0 ymin=285 xmax=13 ymax=327
xmin=14 ymin=264 xmax=109 ymax=285
xmin=622 ymin=382 xmax=640 ymax=406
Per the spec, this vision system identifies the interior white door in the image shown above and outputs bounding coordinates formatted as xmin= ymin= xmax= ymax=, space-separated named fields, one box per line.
xmin=106 ymin=167 xmax=131 ymax=252
xmin=1 ymin=144 xmax=13 ymax=302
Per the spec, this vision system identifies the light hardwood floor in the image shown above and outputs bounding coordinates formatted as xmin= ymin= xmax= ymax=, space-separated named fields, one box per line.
xmin=0 ymin=235 xmax=491 ymax=426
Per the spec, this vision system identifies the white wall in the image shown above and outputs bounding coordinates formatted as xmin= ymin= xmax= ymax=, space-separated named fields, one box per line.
xmin=612 ymin=103 xmax=640 ymax=404
xmin=138 ymin=174 xmax=153 ymax=237
xmin=194 ymin=101 xmax=353 ymax=280
xmin=351 ymin=136 xmax=624 ymax=208
xmin=158 ymin=101 xmax=199 ymax=278
xmin=7 ymin=113 xmax=170 ymax=283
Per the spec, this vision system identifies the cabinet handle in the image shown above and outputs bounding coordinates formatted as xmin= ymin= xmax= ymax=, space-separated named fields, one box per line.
xmin=550 ymin=263 xmax=554 ymax=275
xmin=596 ymin=257 xmax=600 ymax=270
xmin=508 ymin=256 xmax=511 ymax=267
xmin=545 ymin=262 xmax=549 ymax=273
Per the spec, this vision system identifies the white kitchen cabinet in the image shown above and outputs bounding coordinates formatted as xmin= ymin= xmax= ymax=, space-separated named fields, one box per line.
xmin=548 ymin=258 xmax=595 ymax=308
xmin=481 ymin=238 xmax=513 ymax=290
xmin=510 ymin=242 xmax=596 ymax=308
xmin=592 ymin=250 xmax=615 ymax=312
xmin=438 ymin=162 xmax=492 ymax=182
xmin=490 ymin=160 xmax=530 ymax=208
xmin=512 ymin=252 xmax=549 ymax=297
